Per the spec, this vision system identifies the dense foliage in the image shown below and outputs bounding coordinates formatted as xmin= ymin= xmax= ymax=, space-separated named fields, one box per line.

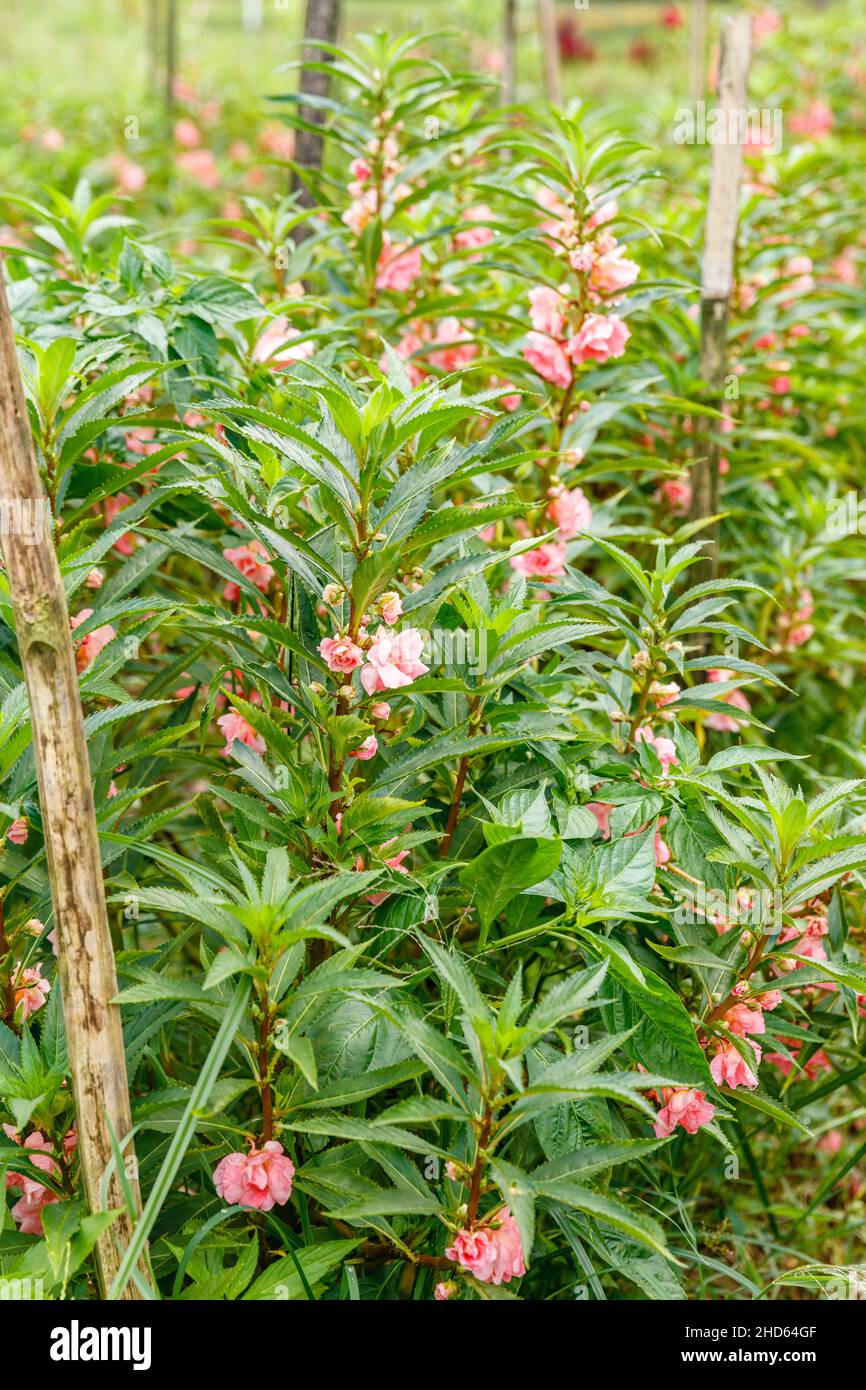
xmin=1 ymin=5 xmax=865 ymax=1301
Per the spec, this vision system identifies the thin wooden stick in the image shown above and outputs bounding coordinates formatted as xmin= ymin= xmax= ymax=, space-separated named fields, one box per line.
xmin=689 ymin=12 xmax=752 ymax=578
xmin=536 ymin=0 xmax=561 ymax=105
xmin=0 ymin=278 xmax=145 ymax=1299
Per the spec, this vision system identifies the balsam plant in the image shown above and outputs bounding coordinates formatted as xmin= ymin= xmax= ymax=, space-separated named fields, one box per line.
xmin=1 ymin=9 xmax=866 ymax=1301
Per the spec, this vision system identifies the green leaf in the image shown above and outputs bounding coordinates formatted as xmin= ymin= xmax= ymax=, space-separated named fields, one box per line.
xmin=460 ymin=837 xmax=562 ymax=940
xmin=244 ymin=1240 xmax=359 ymax=1301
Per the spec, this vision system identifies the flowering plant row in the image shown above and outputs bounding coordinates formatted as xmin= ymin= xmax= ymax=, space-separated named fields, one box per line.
xmin=1 ymin=15 xmax=865 ymax=1300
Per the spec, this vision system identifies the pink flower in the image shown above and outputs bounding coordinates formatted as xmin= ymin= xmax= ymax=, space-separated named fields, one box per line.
xmin=176 ymin=148 xmax=220 ymax=188
xmin=5 ymin=817 xmax=28 ymax=846
xmin=319 ymin=636 xmax=364 ymax=674
xmin=653 ymin=1087 xmax=715 ymax=1138
xmin=789 ymin=100 xmax=833 ymax=141
xmin=659 ymin=477 xmax=692 ymax=513
xmin=660 ymin=4 xmax=684 ymax=29
xmin=428 ymin=318 xmax=477 ymax=372
xmin=342 ymin=188 xmax=378 ymax=236
xmin=375 ymin=238 xmax=423 ymax=292
xmin=350 ymin=735 xmax=378 ymax=761
xmin=14 ymin=964 xmax=50 ymax=1020
xmin=371 ymin=701 xmax=391 ymax=719
xmin=785 ymin=623 xmax=814 ymax=648
xmin=70 ymin=609 xmax=116 ymax=673
xmin=109 ymin=154 xmax=147 ymax=193
xmin=455 ymin=205 xmax=494 ymax=253
xmin=722 ymin=1002 xmax=766 ymax=1038
xmin=651 ymin=680 xmax=680 ymax=707
xmin=586 ymin=801 xmax=614 ymax=839
xmin=509 ymin=541 xmax=567 ymax=579
xmin=253 ymin=316 xmax=314 ymax=368
xmin=818 ymin=1130 xmax=843 ymax=1155
xmin=40 ymin=127 xmax=65 ymax=151
xmin=528 ymin=286 xmax=567 ymax=337
xmin=213 ymin=1140 xmax=295 ymax=1211
xmin=434 ymin=1281 xmax=455 ymax=1301
xmin=104 ymin=492 xmax=136 ymax=554
xmin=766 ymin=1043 xmax=831 ymax=1080
xmin=634 ymin=725 xmax=677 ymax=772
xmin=523 ymin=332 xmax=572 ymax=389
xmin=547 ymin=486 xmax=592 ymax=538
xmin=755 ymin=988 xmax=782 ymax=1010
xmin=6 ymin=1130 xmax=63 ymax=1235
xmin=364 ymin=844 xmax=410 ymax=905
xmin=174 ymin=118 xmax=201 ymax=148
xmin=446 ymin=1208 xmax=525 ymax=1285
xmin=567 ymin=313 xmax=630 ymax=365
xmin=752 ymin=8 xmax=781 ymax=41
xmin=223 ymin=540 xmax=276 ymax=601
xmin=259 ymin=124 xmax=295 ymax=159
xmin=784 ymin=255 xmax=815 ymax=295
xmin=703 ymin=668 xmax=752 ymax=733
xmin=360 ymin=627 xmax=428 ymax=694
xmin=590 ymin=245 xmax=639 ymax=298
xmin=379 ymin=592 xmax=403 ymax=626
xmin=654 ymin=827 xmax=671 ymax=866
xmin=85 ymin=567 xmax=104 ymax=589
xmin=216 ymin=709 xmax=266 ymax=757
xmin=710 ymin=1041 xmax=761 ymax=1089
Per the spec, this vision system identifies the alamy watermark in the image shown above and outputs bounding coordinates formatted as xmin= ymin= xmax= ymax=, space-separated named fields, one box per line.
xmin=674 ymin=101 xmax=783 ymax=155
xmin=0 ymin=498 xmax=51 ymax=545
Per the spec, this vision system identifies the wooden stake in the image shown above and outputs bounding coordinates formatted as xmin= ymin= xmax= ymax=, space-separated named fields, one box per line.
xmin=292 ymin=0 xmax=341 ymax=240
xmin=536 ymin=0 xmax=561 ymax=105
xmin=0 ymin=279 xmax=145 ymax=1299
xmin=689 ymin=12 xmax=752 ymax=577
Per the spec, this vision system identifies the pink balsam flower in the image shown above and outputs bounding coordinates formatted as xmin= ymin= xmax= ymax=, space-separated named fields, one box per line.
xmin=361 ymin=628 xmax=428 ymax=694
xmin=350 ymin=735 xmax=378 ymax=761
xmin=70 ymin=609 xmax=116 ymax=673
xmin=509 ymin=541 xmax=567 ymax=579
xmin=547 ymin=486 xmax=592 ymax=538
xmin=710 ymin=1041 xmax=761 ymax=1089
xmin=523 ymin=333 xmax=572 ymax=389
xmin=375 ymin=239 xmax=423 ymax=292
xmin=217 ymin=709 xmax=266 ymax=757
xmin=6 ymin=817 xmax=28 ymax=846
xmin=653 ymin=1087 xmax=715 ymax=1138
xmin=319 ymin=635 xmax=364 ymax=674
xmin=567 ymin=313 xmax=630 ymax=365
xmin=223 ymin=541 xmax=276 ymax=601
xmin=213 ymin=1140 xmax=295 ymax=1211
xmin=14 ymin=964 xmax=50 ymax=1020
xmin=446 ymin=1208 xmax=525 ymax=1285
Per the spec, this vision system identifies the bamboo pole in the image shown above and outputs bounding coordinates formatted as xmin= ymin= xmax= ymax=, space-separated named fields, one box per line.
xmin=536 ymin=0 xmax=561 ymax=106
xmin=689 ymin=12 xmax=752 ymax=578
xmin=0 ymin=279 xmax=145 ymax=1299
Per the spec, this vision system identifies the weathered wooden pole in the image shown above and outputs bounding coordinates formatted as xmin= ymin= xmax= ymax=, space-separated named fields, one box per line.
xmin=689 ymin=12 xmax=752 ymax=578
xmin=690 ymin=0 xmax=708 ymax=104
xmin=0 ymin=278 xmax=145 ymax=1299
xmin=292 ymin=0 xmax=341 ymax=240
xmin=536 ymin=0 xmax=561 ymax=105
